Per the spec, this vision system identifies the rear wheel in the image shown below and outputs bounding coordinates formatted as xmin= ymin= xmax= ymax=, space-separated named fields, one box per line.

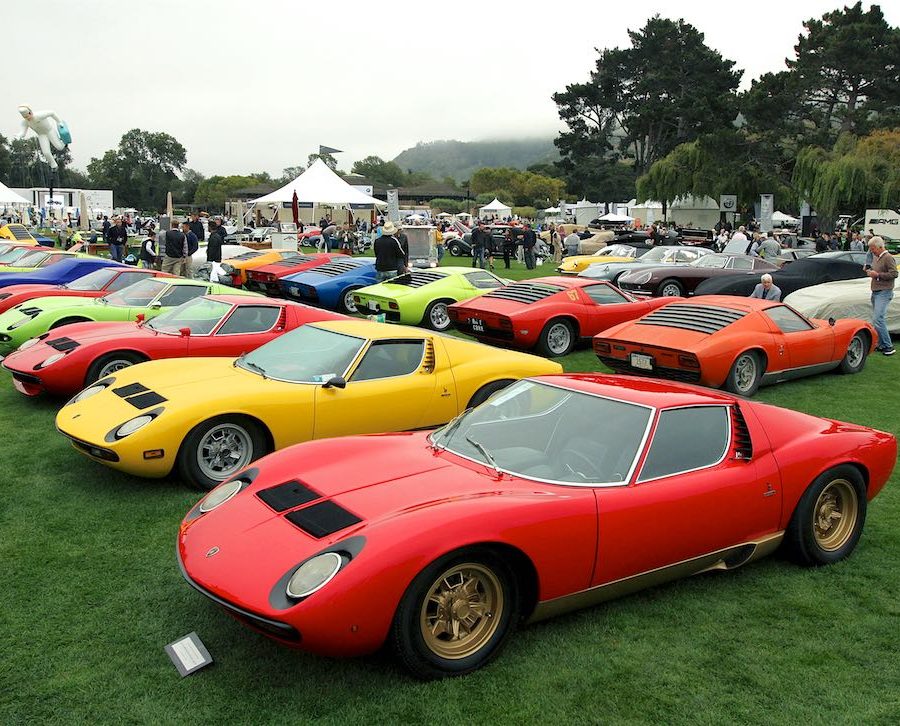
xmin=658 ymin=279 xmax=684 ymax=297
xmin=391 ymin=548 xmax=519 ymax=680
xmin=838 ymin=331 xmax=868 ymax=374
xmin=784 ymin=466 xmax=867 ymax=566
xmin=178 ymin=416 xmax=268 ymax=490
xmin=423 ymin=300 xmax=452 ymax=331
xmin=448 ymin=242 xmax=462 ymax=256
xmin=467 ymin=379 xmax=514 ymax=409
xmin=339 ymin=287 xmax=361 ymax=314
xmin=85 ymin=351 xmax=146 ymax=384
xmin=537 ymin=318 xmax=576 ymax=357
xmin=725 ymin=351 xmax=762 ymax=396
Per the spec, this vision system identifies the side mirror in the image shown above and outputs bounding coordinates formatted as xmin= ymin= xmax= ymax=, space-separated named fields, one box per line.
xmin=322 ymin=375 xmax=346 ymax=389
xmin=179 ymin=327 xmax=191 ymax=337
xmin=135 ymin=313 xmax=145 ymax=325
xmin=149 ymin=301 xmax=162 ymax=310
xmin=828 ymin=317 xmax=836 ymax=327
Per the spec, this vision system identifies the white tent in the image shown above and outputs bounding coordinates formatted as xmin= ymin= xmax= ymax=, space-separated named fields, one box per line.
xmin=543 ymin=206 xmax=562 ymax=214
xmin=478 ymin=198 xmax=512 ymax=218
xmin=0 ymin=181 xmax=29 ymax=205
xmin=251 ymin=159 xmax=386 ymax=206
xmin=772 ymin=210 xmax=800 ymax=225
xmin=598 ymin=212 xmax=634 ymax=223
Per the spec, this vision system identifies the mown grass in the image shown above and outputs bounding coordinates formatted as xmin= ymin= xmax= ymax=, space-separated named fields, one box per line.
xmin=2 ymin=256 xmax=899 ymax=724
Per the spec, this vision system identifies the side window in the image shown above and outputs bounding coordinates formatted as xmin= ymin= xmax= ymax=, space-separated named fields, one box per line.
xmin=157 ymin=285 xmax=205 ymax=307
xmin=582 ymin=284 xmax=628 ymax=304
xmin=106 ymin=272 xmax=149 ymax=292
xmin=217 ymin=306 xmax=280 ymax=335
xmin=765 ymin=305 xmax=813 ymax=333
xmin=639 ymin=407 xmax=729 ymax=482
xmin=351 ymin=340 xmax=425 ymax=382
xmin=730 ymin=257 xmax=753 ymax=270
xmin=465 ymin=271 xmax=503 ymax=289
xmin=677 ymin=249 xmax=700 ymax=263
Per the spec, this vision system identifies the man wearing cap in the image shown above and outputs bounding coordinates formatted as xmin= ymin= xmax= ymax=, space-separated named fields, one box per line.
xmin=866 ymin=236 xmax=897 ymax=356
xmin=374 ymin=221 xmax=406 ymax=282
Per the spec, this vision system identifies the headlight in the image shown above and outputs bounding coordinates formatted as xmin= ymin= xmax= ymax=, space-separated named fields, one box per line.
xmin=41 ymin=353 xmax=65 ymax=367
xmin=72 ymin=383 xmax=107 ymax=403
xmin=18 ymin=338 xmax=40 ymax=351
xmin=199 ymin=479 xmax=245 ymax=513
xmin=631 ymin=272 xmax=652 ymax=285
xmin=8 ymin=317 xmax=31 ymax=330
xmin=286 ymin=552 xmax=343 ymax=599
xmin=115 ymin=414 xmax=154 ymax=438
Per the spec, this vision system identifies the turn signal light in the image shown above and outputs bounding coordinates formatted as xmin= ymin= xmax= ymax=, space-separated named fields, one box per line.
xmin=678 ymin=354 xmax=700 ymax=369
xmin=143 ymin=449 xmax=165 ymax=459
xmin=499 ymin=317 xmax=513 ymax=330
xmin=595 ymin=341 xmax=611 ymax=354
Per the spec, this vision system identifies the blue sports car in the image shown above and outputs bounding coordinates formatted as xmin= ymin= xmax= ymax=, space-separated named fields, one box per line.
xmin=279 ymin=257 xmax=377 ymax=313
xmin=0 ymin=256 xmax=126 ymax=289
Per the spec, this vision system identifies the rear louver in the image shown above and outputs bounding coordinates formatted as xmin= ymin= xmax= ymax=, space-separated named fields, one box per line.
xmin=309 ymin=260 xmax=367 ymax=277
xmin=274 ymin=256 xmax=314 ymax=267
xmin=46 ymin=336 xmax=80 ymax=352
xmin=274 ymin=307 xmax=286 ymax=329
xmin=257 ymin=480 xmax=321 ymax=511
xmin=731 ymin=405 xmax=753 ymax=460
xmin=637 ymin=304 xmax=746 ymax=334
xmin=285 ymin=501 xmax=362 ymax=538
xmin=391 ymin=272 xmax=445 ymax=288
xmin=422 ymin=340 xmax=435 ymax=373
xmin=484 ymin=283 xmax=563 ymax=304
xmin=232 ymin=252 xmax=263 ymax=261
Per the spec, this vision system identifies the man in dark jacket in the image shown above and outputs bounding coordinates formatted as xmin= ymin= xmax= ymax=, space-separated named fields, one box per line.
xmin=374 ymin=221 xmax=406 ymax=282
xmin=206 ymin=221 xmax=225 ymax=263
xmin=522 ymin=223 xmax=537 ymax=270
xmin=190 ymin=212 xmax=206 ymax=242
xmin=162 ymin=224 xmax=188 ymax=276
xmin=180 ymin=221 xmax=199 ymax=277
xmin=470 ymin=220 xmax=489 ymax=269
xmin=108 ymin=217 xmax=128 ymax=262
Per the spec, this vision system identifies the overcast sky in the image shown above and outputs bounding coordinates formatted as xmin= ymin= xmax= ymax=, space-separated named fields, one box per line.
xmin=6 ymin=0 xmax=896 ymax=178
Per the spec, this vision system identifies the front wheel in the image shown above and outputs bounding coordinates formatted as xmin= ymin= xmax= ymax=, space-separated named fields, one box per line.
xmin=391 ymin=549 xmax=519 ymax=680
xmin=178 ymin=416 xmax=268 ymax=490
xmin=424 ymin=300 xmax=452 ymax=331
xmin=339 ymin=287 xmax=361 ymax=314
xmin=838 ymin=331 xmax=868 ymax=374
xmin=448 ymin=242 xmax=462 ymax=256
xmin=784 ymin=466 xmax=867 ymax=566
xmin=85 ymin=351 xmax=145 ymax=384
xmin=537 ymin=318 xmax=575 ymax=357
xmin=724 ymin=351 xmax=762 ymax=396
xmin=658 ymin=279 xmax=684 ymax=297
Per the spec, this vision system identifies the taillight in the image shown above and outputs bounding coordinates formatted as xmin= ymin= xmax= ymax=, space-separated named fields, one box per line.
xmin=499 ymin=317 xmax=513 ymax=330
xmin=389 ymin=302 xmax=398 ymax=310
xmin=231 ymin=271 xmax=242 ymax=284
xmin=265 ymin=273 xmax=276 ymax=282
xmin=678 ymin=354 xmax=700 ymax=368
xmin=595 ymin=341 xmax=611 ymax=354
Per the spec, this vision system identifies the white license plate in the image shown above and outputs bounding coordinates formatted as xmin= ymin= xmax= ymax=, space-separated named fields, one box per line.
xmin=367 ymin=301 xmax=378 ymax=311
xmin=470 ymin=317 xmax=484 ymax=333
xmin=630 ymin=353 xmax=654 ymax=371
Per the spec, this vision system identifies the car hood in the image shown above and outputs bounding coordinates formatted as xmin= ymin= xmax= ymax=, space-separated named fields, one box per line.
xmin=355 ymin=282 xmax=418 ymax=301
xmin=6 ymin=294 xmax=103 ymax=313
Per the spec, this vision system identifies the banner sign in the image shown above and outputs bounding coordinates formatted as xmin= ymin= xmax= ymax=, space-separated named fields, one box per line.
xmin=759 ymin=194 xmax=774 ymax=232
xmin=386 ymin=190 xmax=400 ymax=222
xmin=719 ymin=194 xmax=737 ymax=213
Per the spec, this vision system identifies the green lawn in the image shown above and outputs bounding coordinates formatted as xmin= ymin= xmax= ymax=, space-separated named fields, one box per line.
xmin=2 ymin=257 xmax=899 ymax=724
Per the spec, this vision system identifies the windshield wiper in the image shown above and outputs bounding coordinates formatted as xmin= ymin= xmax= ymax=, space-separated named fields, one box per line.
xmin=432 ymin=412 xmax=465 ymax=451
xmin=465 ymin=435 xmax=502 ymax=478
xmin=239 ymin=357 xmax=267 ymax=379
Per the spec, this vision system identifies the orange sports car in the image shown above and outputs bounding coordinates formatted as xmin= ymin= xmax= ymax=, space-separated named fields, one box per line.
xmin=593 ymin=296 xmax=876 ymax=396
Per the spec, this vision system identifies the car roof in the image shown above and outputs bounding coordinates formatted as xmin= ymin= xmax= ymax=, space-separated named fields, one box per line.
xmin=659 ymin=295 xmax=782 ymax=312
xmin=534 ymin=373 xmax=739 ymax=408
xmin=204 ymin=294 xmax=285 ymax=306
xmin=311 ymin=319 xmax=433 ymax=339
xmin=511 ymin=275 xmax=597 ymax=289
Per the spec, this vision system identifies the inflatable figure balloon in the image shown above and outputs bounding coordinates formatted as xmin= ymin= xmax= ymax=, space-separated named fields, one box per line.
xmin=17 ymin=104 xmax=70 ymax=170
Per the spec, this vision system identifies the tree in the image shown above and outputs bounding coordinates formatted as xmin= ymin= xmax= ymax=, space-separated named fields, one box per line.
xmin=175 ymin=168 xmax=205 ymax=206
xmin=307 ymin=152 xmax=337 ymax=170
xmin=553 ymin=15 xmax=741 ymax=182
xmin=793 ymin=129 xmax=900 ymax=220
xmin=428 ymin=198 xmax=464 ymax=214
xmin=470 ymin=167 xmax=566 ymax=207
xmin=87 ymin=129 xmax=187 ymax=210
xmin=350 ymin=156 xmax=405 ymax=186
xmin=193 ymin=175 xmax=267 ymax=211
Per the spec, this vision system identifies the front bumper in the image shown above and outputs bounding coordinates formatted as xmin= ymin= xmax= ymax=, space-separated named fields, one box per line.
xmin=55 ymin=421 xmax=174 ymax=478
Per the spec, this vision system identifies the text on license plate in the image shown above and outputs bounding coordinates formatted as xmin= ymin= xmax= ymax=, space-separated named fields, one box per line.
xmin=630 ymin=353 xmax=653 ymax=371
xmin=367 ymin=301 xmax=378 ymax=311
xmin=469 ymin=317 xmax=484 ymax=332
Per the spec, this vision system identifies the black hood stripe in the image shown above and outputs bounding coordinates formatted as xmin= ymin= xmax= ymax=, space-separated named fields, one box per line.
xmin=257 ymin=480 xmax=321 ymax=512
xmin=285 ymin=501 xmax=361 ymax=538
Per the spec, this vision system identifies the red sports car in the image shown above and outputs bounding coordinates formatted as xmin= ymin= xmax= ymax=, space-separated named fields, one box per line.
xmin=177 ymin=374 xmax=895 ymax=679
xmin=2 ymin=295 xmax=345 ymax=397
xmin=245 ymin=252 xmax=339 ymax=295
xmin=448 ymin=276 xmax=677 ymax=356
xmin=0 ymin=266 xmax=172 ymax=316
xmin=593 ymin=296 xmax=876 ymax=396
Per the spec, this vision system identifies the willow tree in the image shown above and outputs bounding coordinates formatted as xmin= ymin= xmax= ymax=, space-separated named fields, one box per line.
xmin=793 ymin=129 xmax=900 ymax=220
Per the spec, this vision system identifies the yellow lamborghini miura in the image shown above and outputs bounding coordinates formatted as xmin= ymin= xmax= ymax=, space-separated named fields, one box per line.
xmin=56 ymin=319 xmax=562 ymax=489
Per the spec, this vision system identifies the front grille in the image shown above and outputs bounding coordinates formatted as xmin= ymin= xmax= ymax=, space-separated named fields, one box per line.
xmin=637 ymin=304 xmax=746 ymax=334
xmin=285 ymin=501 xmax=362 ymax=538
xmin=306 ymin=260 xmax=368 ymax=277
xmin=68 ymin=436 xmax=120 ymax=462
xmin=484 ymin=283 xmax=562 ymax=304
xmin=11 ymin=371 xmax=41 ymax=385
xmin=389 ymin=271 xmax=446 ymax=287
xmin=598 ymin=356 xmax=701 ymax=383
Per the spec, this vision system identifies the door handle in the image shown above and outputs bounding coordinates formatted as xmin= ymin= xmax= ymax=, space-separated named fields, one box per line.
xmin=763 ymin=483 xmax=776 ymax=497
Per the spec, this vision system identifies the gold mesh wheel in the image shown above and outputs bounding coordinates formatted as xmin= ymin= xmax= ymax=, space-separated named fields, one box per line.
xmin=419 ymin=562 xmax=504 ymax=659
xmin=813 ymin=478 xmax=859 ymax=552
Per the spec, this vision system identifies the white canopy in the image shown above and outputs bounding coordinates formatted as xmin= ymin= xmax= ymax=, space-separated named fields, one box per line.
xmin=543 ymin=206 xmax=562 ymax=214
xmin=0 ymin=181 xmax=28 ymax=205
xmin=479 ymin=198 xmax=512 ymax=217
xmin=772 ymin=210 xmax=799 ymax=224
xmin=598 ymin=212 xmax=634 ymax=223
xmin=251 ymin=159 xmax=386 ymax=206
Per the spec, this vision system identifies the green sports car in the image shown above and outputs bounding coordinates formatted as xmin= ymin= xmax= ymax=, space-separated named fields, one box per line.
xmin=352 ymin=266 xmax=508 ymax=331
xmin=0 ymin=277 xmax=257 ymax=353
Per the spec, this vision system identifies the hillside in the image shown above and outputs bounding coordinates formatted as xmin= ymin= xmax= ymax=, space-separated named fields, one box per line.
xmin=392 ymin=138 xmax=559 ymax=181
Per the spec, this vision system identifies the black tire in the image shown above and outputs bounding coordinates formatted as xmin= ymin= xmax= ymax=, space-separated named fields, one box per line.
xmin=783 ymin=465 xmax=867 ymax=566
xmin=448 ymin=242 xmax=462 ymax=257
xmin=467 ymin=379 xmax=514 ymax=409
xmin=177 ymin=415 xmax=268 ymax=490
xmin=724 ymin=351 xmax=763 ymax=397
xmin=338 ymin=286 xmax=362 ymax=314
xmin=85 ymin=351 xmax=146 ymax=385
xmin=49 ymin=317 xmax=91 ymax=330
xmin=838 ymin=331 xmax=868 ymax=374
xmin=423 ymin=299 xmax=453 ymax=331
xmin=537 ymin=318 xmax=576 ymax=357
xmin=658 ymin=279 xmax=684 ymax=297
xmin=391 ymin=548 xmax=520 ymax=680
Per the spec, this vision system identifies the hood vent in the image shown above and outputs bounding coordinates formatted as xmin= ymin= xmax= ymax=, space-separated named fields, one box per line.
xmin=285 ymin=501 xmax=362 ymax=538
xmin=112 ymin=382 xmax=167 ymax=409
xmin=257 ymin=480 xmax=321 ymax=512
xmin=46 ymin=336 xmax=80 ymax=352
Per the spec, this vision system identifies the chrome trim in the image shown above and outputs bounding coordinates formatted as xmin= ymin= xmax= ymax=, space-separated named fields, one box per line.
xmin=760 ymin=361 xmax=839 ymax=383
xmin=527 ymin=532 xmax=784 ymax=623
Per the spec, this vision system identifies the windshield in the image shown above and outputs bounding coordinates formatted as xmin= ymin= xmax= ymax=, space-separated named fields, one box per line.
xmin=0 ymin=247 xmax=32 ymax=264
xmin=147 ymin=297 xmax=232 ymax=334
xmin=65 ymin=268 xmax=119 ymax=291
xmin=693 ymin=255 xmax=729 ymax=269
xmin=236 ymin=325 xmax=365 ymax=383
xmin=12 ymin=250 xmax=48 ymax=267
xmin=101 ymin=278 xmax=168 ymax=307
xmin=639 ymin=247 xmax=673 ymax=263
xmin=597 ymin=245 xmax=634 ymax=257
xmin=432 ymin=380 xmax=653 ymax=485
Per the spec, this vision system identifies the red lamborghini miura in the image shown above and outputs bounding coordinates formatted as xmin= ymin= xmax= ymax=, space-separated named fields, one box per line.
xmin=448 ymin=277 xmax=676 ymax=356
xmin=177 ymin=374 xmax=896 ymax=679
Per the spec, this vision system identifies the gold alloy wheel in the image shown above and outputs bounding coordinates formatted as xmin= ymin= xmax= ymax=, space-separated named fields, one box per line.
xmin=812 ymin=479 xmax=859 ymax=551
xmin=420 ymin=562 xmax=504 ymax=659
